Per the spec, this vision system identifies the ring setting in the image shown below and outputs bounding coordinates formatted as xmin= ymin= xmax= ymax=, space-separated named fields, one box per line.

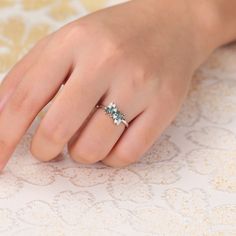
xmin=96 ymin=102 xmax=129 ymax=128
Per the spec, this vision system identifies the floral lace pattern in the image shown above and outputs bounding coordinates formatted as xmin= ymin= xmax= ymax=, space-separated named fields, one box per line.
xmin=0 ymin=1 xmax=236 ymax=235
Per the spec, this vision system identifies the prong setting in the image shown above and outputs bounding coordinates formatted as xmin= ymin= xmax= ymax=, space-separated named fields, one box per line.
xmin=96 ymin=102 xmax=128 ymax=128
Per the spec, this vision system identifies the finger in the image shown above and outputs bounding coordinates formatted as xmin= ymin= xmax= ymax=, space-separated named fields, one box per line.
xmin=0 ymin=36 xmax=50 ymax=111
xmin=0 ymin=39 xmax=73 ymax=170
xmin=102 ymin=95 xmax=179 ymax=167
xmin=67 ymin=88 xmax=144 ymax=165
xmin=30 ymin=66 xmax=108 ymax=161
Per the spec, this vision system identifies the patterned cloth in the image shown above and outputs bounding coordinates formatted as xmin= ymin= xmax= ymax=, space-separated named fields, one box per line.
xmin=0 ymin=1 xmax=236 ymax=235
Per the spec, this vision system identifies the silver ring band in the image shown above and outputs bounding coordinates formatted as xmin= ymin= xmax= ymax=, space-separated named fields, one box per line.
xmin=96 ymin=102 xmax=129 ymax=128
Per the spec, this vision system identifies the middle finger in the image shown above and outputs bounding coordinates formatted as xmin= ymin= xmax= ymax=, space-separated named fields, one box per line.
xmin=30 ymin=65 xmax=109 ymax=161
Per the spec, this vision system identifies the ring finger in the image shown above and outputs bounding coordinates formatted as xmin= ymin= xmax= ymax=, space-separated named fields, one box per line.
xmin=68 ymin=84 xmax=146 ymax=164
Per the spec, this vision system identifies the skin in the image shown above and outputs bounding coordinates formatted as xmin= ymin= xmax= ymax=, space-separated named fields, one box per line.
xmin=0 ymin=0 xmax=236 ymax=170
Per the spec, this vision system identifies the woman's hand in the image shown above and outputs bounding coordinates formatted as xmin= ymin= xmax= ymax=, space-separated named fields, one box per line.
xmin=0 ymin=0 xmax=234 ymax=169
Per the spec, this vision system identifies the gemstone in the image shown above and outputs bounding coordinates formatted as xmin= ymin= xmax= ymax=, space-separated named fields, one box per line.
xmin=112 ymin=111 xmax=124 ymax=125
xmin=105 ymin=102 xmax=116 ymax=114
xmin=104 ymin=102 xmax=124 ymax=125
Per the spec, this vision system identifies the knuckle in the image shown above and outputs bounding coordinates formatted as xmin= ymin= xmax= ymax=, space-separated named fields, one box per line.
xmin=102 ymin=36 xmax=121 ymax=58
xmin=118 ymin=60 xmax=153 ymax=92
xmin=39 ymin=121 xmax=66 ymax=145
xmin=116 ymin=150 xmax=138 ymax=166
xmin=9 ymin=90 xmax=28 ymax=113
xmin=70 ymin=152 xmax=97 ymax=165
xmin=106 ymin=42 xmax=128 ymax=66
xmin=69 ymin=146 xmax=101 ymax=165
xmin=90 ymin=36 xmax=122 ymax=70
xmin=49 ymin=23 xmax=86 ymax=52
xmin=60 ymin=22 xmax=89 ymax=43
xmin=9 ymin=88 xmax=39 ymax=114
xmin=61 ymin=21 xmax=124 ymax=68
xmin=133 ymin=65 xmax=151 ymax=83
xmin=130 ymin=69 xmax=148 ymax=90
xmin=128 ymin=60 xmax=156 ymax=89
xmin=64 ymin=24 xmax=82 ymax=40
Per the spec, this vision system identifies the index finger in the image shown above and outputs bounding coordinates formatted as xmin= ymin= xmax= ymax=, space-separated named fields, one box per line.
xmin=0 ymin=37 xmax=73 ymax=171
xmin=0 ymin=36 xmax=50 ymax=112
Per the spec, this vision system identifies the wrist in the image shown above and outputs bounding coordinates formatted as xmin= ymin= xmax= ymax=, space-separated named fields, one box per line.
xmin=144 ymin=0 xmax=236 ymax=68
xmin=192 ymin=0 xmax=236 ymax=58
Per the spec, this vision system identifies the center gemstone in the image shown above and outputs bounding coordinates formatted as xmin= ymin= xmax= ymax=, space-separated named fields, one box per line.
xmin=105 ymin=102 xmax=125 ymax=125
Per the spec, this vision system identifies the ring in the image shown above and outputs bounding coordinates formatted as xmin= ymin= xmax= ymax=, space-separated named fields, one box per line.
xmin=96 ymin=102 xmax=129 ymax=128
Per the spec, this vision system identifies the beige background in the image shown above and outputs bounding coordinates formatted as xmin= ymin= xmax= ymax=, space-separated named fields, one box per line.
xmin=0 ymin=1 xmax=236 ymax=235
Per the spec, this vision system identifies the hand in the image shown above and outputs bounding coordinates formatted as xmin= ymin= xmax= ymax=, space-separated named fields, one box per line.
xmin=0 ymin=0 xmax=234 ymax=169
